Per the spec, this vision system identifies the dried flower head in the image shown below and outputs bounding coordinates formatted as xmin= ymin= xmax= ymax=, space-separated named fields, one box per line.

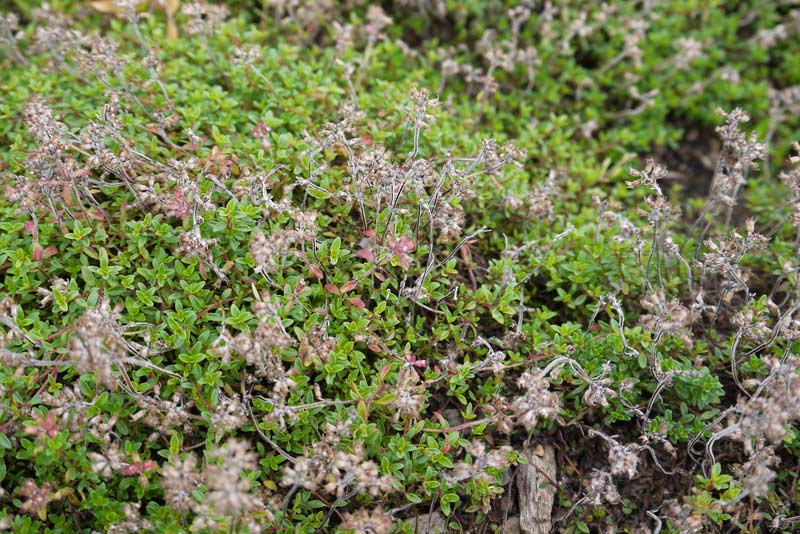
xmin=18 ymin=479 xmax=56 ymax=520
xmin=737 ymin=357 xmax=800 ymax=446
xmin=511 ymin=369 xmax=561 ymax=430
xmin=250 ymin=228 xmax=297 ymax=274
xmin=585 ymin=470 xmax=620 ymax=506
xmin=608 ymin=443 xmax=641 ymax=479
xmin=674 ymin=37 xmax=704 ymax=69
xmin=69 ymin=299 xmax=127 ymax=387
xmin=339 ymin=507 xmax=393 ymax=534
xmin=627 ymin=158 xmax=667 ymax=196
xmin=391 ymin=366 xmax=425 ymax=420
xmin=181 ymin=1 xmax=229 ymax=35
xmin=162 ymin=454 xmax=202 ymax=510
xmin=449 ymin=440 xmax=513 ymax=485
xmin=204 ymin=439 xmax=260 ymax=516
xmin=639 ymin=289 xmax=695 ymax=345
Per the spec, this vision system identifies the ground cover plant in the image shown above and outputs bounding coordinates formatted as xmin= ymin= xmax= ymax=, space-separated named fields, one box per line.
xmin=1 ymin=0 xmax=800 ymax=532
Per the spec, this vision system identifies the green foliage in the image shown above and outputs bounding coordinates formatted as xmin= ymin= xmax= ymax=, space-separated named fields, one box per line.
xmin=0 ymin=1 xmax=799 ymax=533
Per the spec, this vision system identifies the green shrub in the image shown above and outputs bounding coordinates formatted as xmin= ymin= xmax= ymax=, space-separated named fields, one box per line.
xmin=0 ymin=1 xmax=799 ymax=533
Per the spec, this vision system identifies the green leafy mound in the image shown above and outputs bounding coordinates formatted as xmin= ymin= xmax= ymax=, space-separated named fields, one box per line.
xmin=1 ymin=1 xmax=799 ymax=533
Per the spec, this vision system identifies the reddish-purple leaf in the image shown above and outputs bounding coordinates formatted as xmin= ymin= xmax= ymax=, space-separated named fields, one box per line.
xmin=348 ymin=297 xmax=366 ymax=308
xmin=340 ymin=279 xmax=358 ymax=293
xmin=356 ymin=249 xmax=374 ymax=261
xmin=324 ymin=283 xmax=340 ymax=295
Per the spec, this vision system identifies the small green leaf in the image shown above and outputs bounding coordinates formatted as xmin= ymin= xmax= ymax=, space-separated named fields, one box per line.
xmin=136 ymin=289 xmax=154 ymax=307
xmin=307 ymin=187 xmax=330 ymax=200
xmin=440 ymin=500 xmax=451 ymax=516
xmin=423 ymin=479 xmax=440 ymax=492
xmin=435 ymin=454 xmax=454 ymax=468
xmin=441 ymin=492 xmax=459 ymax=504
xmin=357 ymin=400 xmax=368 ymax=422
xmin=330 ymin=237 xmax=342 ymax=265
xmin=491 ymin=308 xmax=505 ymax=324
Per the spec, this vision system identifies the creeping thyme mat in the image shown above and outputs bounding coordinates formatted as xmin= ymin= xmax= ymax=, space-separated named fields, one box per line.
xmin=1 ymin=1 xmax=800 ymax=533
